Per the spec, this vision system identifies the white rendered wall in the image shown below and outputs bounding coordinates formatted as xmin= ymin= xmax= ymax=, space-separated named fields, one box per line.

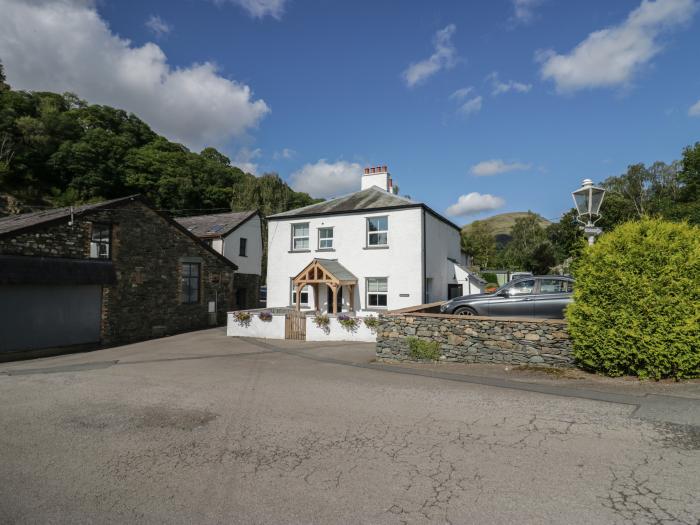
xmin=227 ymin=311 xmax=285 ymax=338
xmin=266 ymin=208 xmax=424 ymax=312
xmin=360 ymin=173 xmax=389 ymax=191
xmin=424 ymin=212 xmax=462 ymax=303
xmin=452 ymin=262 xmax=484 ymax=296
xmin=222 ymin=215 xmax=262 ymax=276
xmin=305 ymin=316 xmax=377 ymax=342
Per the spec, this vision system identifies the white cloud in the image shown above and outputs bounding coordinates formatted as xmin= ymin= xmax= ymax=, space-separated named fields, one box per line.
xmin=215 ymin=0 xmax=287 ymax=19
xmin=273 ymin=148 xmax=296 ymax=160
xmin=458 ymin=96 xmax=483 ymax=116
xmin=449 ymin=87 xmax=474 ymax=101
xmin=403 ymin=24 xmax=458 ymax=87
xmin=289 ymin=160 xmax=363 ymax=199
xmin=487 ymin=72 xmax=531 ymax=95
xmin=512 ymin=0 xmax=544 ymax=24
xmin=689 ymin=99 xmax=700 ymax=116
xmin=0 ymin=0 xmax=270 ymax=151
xmin=145 ymin=15 xmax=172 ymax=37
xmin=446 ymin=193 xmax=505 ymax=217
xmin=234 ymin=147 xmax=262 ymax=175
xmin=471 ymin=159 xmax=531 ymax=176
xmin=538 ymin=0 xmax=697 ymax=93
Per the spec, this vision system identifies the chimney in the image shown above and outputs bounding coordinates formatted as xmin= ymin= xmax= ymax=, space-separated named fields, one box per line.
xmin=361 ymin=164 xmax=394 ymax=192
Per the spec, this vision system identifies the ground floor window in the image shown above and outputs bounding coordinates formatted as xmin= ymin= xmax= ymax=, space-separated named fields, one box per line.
xmin=181 ymin=262 xmax=200 ymax=304
xmin=291 ymin=282 xmax=310 ymax=306
xmin=367 ymin=277 xmax=387 ymax=308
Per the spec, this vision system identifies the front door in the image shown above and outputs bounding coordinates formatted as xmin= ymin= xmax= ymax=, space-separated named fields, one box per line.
xmin=326 ymin=285 xmax=342 ymax=312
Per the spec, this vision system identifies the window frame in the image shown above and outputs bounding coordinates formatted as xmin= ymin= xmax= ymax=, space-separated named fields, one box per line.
xmin=366 ymin=216 xmax=389 ymax=247
xmin=239 ymin=237 xmax=248 ymax=257
xmin=317 ymin=227 xmax=334 ymax=250
xmin=366 ymin=277 xmax=388 ymax=309
xmin=291 ymin=222 xmax=310 ymax=251
xmin=89 ymin=223 xmax=112 ymax=260
xmin=538 ymin=278 xmax=574 ymax=294
xmin=180 ymin=262 xmax=201 ymax=305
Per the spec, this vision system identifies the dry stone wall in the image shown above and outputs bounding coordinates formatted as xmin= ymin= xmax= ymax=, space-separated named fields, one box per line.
xmin=376 ymin=312 xmax=573 ymax=367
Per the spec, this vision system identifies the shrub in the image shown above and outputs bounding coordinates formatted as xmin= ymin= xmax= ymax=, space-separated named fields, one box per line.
xmin=482 ymin=272 xmax=499 ymax=284
xmin=258 ymin=311 xmax=273 ymax=322
xmin=363 ymin=315 xmax=379 ymax=332
xmin=406 ymin=336 xmax=441 ymax=361
xmin=337 ymin=313 xmax=359 ymax=331
xmin=313 ymin=314 xmax=330 ymax=329
xmin=566 ymin=218 xmax=700 ymax=380
xmin=233 ymin=311 xmax=251 ymax=326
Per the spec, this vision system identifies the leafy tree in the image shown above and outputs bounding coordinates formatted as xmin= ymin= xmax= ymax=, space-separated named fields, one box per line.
xmin=546 ymin=209 xmax=585 ymax=263
xmin=461 ymin=220 xmax=496 ymax=268
xmin=500 ymin=212 xmax=548 ymax=271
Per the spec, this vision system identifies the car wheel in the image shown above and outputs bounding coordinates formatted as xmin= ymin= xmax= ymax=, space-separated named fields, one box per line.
xmin=453 ymin=306 xmax=477 ymax=316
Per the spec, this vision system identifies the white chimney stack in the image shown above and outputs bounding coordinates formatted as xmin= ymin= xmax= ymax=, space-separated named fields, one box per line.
xmin=361 ymin=165 xmax=394 ymax=193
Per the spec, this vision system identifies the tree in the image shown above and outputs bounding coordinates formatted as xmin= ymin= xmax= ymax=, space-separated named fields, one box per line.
xmin=546 ymin=209 xmax=585 ymax=263
xmin=461 ymin=220 xmax=496 ymax=268
xmin=0 ymin=61 xmax=9 ymax=92
xmin=501 ymin=212 xmax=547 ymax=270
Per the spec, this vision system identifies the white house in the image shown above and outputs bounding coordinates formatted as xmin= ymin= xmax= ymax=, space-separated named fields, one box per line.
xmin=176 ymin=210 xmax=262 ymax=309
xmin=266 ymin=166 xmax=482 ymax=313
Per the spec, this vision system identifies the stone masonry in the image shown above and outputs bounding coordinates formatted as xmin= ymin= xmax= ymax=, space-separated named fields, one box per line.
xmin=376 ymin=312 xmax=574 ymax=367
xmin=0 ymin=198 xmax=236 ymax=347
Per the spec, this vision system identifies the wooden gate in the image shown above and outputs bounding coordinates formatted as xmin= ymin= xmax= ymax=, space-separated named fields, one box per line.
xmin=285 ymin=310 xmax=306 ymax=340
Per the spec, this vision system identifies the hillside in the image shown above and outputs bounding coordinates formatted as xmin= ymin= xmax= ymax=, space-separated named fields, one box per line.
xmin=0 ymin=64 xmax=318 ymax=217
xmin=462 ymin=212 xmax=551 ymax=245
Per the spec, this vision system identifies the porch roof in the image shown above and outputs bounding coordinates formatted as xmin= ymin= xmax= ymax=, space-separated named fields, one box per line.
xmin=292 ymin=258 xmax=357 ymax=286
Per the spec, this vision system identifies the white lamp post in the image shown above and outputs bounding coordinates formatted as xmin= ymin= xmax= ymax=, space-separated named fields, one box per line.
xmin=572 ymin=178 xmax=606 ymax=245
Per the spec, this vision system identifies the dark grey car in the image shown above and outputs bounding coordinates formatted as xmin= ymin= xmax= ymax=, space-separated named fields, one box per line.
xmin=439 ymin=276 xmax=574 ymax=319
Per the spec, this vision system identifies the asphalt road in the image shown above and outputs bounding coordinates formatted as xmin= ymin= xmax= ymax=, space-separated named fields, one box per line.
xmin=0 ymin=329 xmax=698 ymax=524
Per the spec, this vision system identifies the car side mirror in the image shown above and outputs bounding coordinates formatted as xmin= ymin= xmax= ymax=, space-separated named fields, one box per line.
xmin=497 ymin=289 xmax=510 ymax=298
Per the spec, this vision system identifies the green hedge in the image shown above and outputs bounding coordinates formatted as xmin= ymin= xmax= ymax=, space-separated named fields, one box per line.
xmin=566 ymin=218 xmax=700 ymax=379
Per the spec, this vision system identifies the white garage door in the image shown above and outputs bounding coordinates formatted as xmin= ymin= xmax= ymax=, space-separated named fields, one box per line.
xmin=0 ymin=285 xmax=102 ymax=352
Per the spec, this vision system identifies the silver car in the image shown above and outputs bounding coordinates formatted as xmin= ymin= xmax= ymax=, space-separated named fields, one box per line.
xmin=439 ymin=276 xmax=574 ymax=319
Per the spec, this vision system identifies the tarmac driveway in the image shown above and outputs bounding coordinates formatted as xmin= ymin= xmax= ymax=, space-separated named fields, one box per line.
xmin=0 ymin=328 xmax=698 ymax=524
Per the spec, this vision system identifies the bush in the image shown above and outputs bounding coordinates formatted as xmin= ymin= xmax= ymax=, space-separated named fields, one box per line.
xmin=337 ymin=313 xmax=359 ymax=331
xmin=566 ymin=218 xmax=700 ymax=379
xmin=407 ymin=337 xmax=441 ymax=361
xmin=233 ymin=311 xmax=251 ymax=326
xmin=258 ymin=311 xmax=273 ymax=321
xmin=481 ymin=272 xmax=499 ymax=284
xmin=363 ymin=315 xmax=379 ymax=332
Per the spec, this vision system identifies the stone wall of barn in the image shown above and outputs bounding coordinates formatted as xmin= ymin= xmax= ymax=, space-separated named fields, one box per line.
xmin=376 ymin=312 xmax=573 ymax=367
xmin=0 ymin=199 xmax=236 ymax=346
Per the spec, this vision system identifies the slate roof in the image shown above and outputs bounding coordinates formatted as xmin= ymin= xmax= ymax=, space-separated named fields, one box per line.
xmin=315 ymin=258 xmax=358 ymax=283
xmin=0 ymin=195 xmax=139 ymax=237
xmin=267 ymin=186 xmax=461 ymax=231
xmin=175 ymin=210 xmax=258 ymax=238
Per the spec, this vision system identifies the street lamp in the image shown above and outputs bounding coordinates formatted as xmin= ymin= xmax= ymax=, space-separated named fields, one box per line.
xmin=572 ymin=178 xmax=606 ymax=245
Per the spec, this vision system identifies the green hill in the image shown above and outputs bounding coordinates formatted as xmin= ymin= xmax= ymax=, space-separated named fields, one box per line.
xmin=462 ymin=212 xmax=551 ymax=245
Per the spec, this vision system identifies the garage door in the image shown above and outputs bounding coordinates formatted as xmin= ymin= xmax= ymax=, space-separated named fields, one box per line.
xmin=0 ymin=285 xmax=102 ymax=352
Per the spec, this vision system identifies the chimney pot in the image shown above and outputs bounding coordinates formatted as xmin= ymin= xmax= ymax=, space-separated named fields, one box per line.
xmin=364 ymin=168 xmax=369 ymax=174
xmin=382 ymin=165 xmax=388 ymax=172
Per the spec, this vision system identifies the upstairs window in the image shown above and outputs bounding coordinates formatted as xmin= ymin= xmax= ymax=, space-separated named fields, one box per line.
xmin=291 ymin=223 xmax=309 ymax=251
xmin=181 ymin=263 xmax=200 ymax=304
xmin=318 ymin=227 xmax=334 ymax=250
xmin=367 ymin=216 xmax=388 ymax=246
xmin=239 ymin=237 xmax=248 ymax=257
xmin=90 ymin=223 xmax=111 ymax=259
xmin=367 ymin=277 xmax=388 ymax=308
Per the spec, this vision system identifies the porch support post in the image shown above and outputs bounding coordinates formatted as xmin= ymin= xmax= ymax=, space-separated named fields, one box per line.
xmin=313 ymin=283 xmax=319 ymax=312
xmin=348 ymin=284 xmax=355 ymax=312
xmin=331 ymin=284 xmax=338 ymax=314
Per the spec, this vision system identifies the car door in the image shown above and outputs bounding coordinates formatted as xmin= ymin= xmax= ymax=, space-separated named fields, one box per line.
xmin=487 ymin=279 xmax=535 ymax=317
xmin=533 ymin=278 xmax=573 ymax=318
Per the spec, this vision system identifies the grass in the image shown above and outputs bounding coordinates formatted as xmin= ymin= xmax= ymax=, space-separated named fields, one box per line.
xmin=462 ymin=212 xmax=551 ymax=238
xmin=407 ymin=337 xmax=441 ymax=361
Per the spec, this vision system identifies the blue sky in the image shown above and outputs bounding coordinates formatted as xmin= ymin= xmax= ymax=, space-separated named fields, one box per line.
xmin=1 ymin=0 xmax=699 ymax=224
